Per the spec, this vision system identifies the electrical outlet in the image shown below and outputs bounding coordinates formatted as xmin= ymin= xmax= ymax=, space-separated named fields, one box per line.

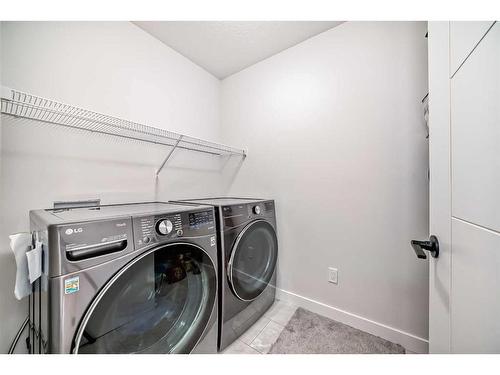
xmin=328 ymin=267 xmax=338 ymax=284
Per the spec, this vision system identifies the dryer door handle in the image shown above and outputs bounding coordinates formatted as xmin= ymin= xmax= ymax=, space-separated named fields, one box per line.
xmin=66 ymin=239 xmax=128 ymax=261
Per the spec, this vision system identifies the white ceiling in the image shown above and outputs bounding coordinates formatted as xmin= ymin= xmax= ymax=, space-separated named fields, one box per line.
xmin=133 ymin=21 xmax=343 ymax=79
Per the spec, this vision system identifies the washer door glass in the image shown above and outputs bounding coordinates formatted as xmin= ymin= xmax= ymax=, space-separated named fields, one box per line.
xmin=229 ymin=220 xmax=278 ymax=301
xmin=74 ymin=243 xmax=216 ymax=354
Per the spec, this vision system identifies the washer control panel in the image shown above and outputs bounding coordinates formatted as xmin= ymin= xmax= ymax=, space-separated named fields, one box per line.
xmin=133 ymin=209 xmax=215 ymax=249
xmin=59 ymin=218 xmax=132 ymax=261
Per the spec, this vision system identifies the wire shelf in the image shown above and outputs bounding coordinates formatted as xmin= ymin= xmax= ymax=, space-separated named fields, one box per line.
xmin=1 ymin=87 xmax=246 ymax=174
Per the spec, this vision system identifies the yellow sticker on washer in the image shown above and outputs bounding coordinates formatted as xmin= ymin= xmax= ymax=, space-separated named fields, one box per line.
xmin=64 ymin=276 xmax=79 ymax=294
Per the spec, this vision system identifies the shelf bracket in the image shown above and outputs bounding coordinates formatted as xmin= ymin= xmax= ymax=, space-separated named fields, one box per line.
xmin=156 ymin=135 xmax=183 ymax=177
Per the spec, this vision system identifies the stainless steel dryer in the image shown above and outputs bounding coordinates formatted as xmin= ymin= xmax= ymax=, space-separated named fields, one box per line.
xmin=29 ymin=202 xmax=218 ymax=354
xmin=172 ymin=198 xmax=278 ymax=351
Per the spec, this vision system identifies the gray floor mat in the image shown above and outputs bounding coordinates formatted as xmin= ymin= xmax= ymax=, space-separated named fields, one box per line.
xmin=269 ymin=307 xmax=405 ymax=354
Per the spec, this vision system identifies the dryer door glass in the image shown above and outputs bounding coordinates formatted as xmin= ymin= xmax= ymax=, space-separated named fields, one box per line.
xmin=74 ymin=243 xmax=216 ymax=353
xmin=229 ymin=220 xmax=278 ymax=301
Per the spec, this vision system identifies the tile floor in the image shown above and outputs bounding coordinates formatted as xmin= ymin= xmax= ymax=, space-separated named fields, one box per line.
xmin=222 ymin=299 xmax=297 ymax=354
xmin=222 ymin=299 xmax=415 ymax=354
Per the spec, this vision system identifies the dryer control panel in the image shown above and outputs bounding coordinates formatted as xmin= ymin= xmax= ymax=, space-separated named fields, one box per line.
xmin=133 ymin=209 xmax=215 ymax=249
xmin=221 ymin=200 xmax=275 ymax=229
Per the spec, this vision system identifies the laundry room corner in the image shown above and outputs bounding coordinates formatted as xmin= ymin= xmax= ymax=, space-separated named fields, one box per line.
xmin=219 ymin=21 xmax=430 ymax=353
xmin=0 ymin=21 xmax=229 ymax=353
xmin=2 ymin=2 xmax=500 ymax=364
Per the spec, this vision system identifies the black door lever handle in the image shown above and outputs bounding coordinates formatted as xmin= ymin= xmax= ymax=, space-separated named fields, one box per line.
xmin=411 ymin=235 xmax=439 ymax=259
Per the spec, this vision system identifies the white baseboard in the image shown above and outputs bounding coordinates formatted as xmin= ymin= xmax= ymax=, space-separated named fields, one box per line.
xmin=276 ymin=288 xmax=429 ymax=354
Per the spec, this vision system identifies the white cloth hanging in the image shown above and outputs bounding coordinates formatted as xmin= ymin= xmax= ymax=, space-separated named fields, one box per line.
xmin=9 ymin=233 xmax=32 ymax=300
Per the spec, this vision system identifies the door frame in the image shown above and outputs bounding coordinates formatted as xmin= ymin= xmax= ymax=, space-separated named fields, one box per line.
xmin=428 ymin=21 xmax=452 ymax=354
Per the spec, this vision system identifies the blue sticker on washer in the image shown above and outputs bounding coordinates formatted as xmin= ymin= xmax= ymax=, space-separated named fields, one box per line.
xmin=64 ymin=276 xmax=80 ymax=294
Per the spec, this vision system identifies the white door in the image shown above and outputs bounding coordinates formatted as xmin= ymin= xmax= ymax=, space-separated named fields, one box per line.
xmin=427 ymin=21 xmax=499 ymax=353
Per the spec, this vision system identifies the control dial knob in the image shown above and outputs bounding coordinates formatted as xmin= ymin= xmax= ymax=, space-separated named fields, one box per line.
xmin=253 ymin=205 xmax=261 ymax=215
xmin=157 ymin=219 xmax=173 ymax=235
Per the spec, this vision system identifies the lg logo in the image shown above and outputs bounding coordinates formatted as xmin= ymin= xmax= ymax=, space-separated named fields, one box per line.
xmin=65 ymin=228 xmax=83 ymax=235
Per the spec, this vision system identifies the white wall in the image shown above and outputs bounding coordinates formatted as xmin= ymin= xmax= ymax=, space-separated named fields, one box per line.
xmin=0 ymin=21 xmax=228 ymax=353
xmin=220 ymin=22 xmax=429 ymax=351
